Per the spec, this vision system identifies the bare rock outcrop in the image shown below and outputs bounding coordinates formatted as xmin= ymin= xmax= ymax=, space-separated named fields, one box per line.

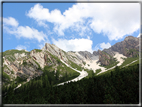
xmin=111 ymin=36 xmax=139 ymax=57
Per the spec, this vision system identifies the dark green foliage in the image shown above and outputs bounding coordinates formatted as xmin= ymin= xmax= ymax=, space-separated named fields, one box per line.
xmin=37 ymin=67 xmax=42 ymax=70
xmin=22 ymin=60 xmax=27 ymax=66
xmin=3 ymin=71 xmax=10 ymax=81
xmin=43 ymin=65 xmax=79 ymax=86
xmin=15 ymin=76 xmax=27 ymax=83
xmin=2 ymin=64 xmax=139 ymax=104
xmin=95 ymin=69 xmax=101 ymax=75
xmin=55 ymin=70 xmax=59 ymax=81
xmin=11 ymin=70 xmax=14 ymax=74
xmin=84 ymin=69 xmax=95 ymax=78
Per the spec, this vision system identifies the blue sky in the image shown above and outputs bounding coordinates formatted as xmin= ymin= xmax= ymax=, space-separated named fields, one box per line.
xmin=3 ymin=3 xmax=140 ymax=53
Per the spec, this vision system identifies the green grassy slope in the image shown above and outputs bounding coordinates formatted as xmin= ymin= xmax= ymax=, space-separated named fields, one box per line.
xmin=120 ymin=57 xmax=139 ymax=68
xmin=3 ymin=49 xmax=29 ymax=56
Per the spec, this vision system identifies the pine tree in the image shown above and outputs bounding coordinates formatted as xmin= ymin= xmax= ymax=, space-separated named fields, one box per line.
xmin=45 ymin=75 xmax=50 ymax=88
xmin=55 ymin=70 xmax=59 ymax=81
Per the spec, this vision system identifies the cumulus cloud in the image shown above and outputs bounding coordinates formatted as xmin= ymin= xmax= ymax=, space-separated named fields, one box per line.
xmin=15 ymin=45 xmax=27 ymax=50
xmin=3 ymin=17 xmax=19 ymax=27
xmin=100 ymin=42 xmax=111 ymax=50
xmin=27 ymin=3 xmax=140 ymax=40
xmin=52 ymin=38 xmax=93 ymax=53
xmin=14 ymin=26 xmax=46 ymax=42
xmin=3 ymin=17 xmax=47 ymax=42
xmin=94 ymin=42 xmax=111 ymax=51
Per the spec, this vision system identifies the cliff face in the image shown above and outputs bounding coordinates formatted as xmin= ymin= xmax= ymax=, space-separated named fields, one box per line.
xmin=93 ymin=36 xmax=139 ymax=66
xmin=2 ymin=44 xmax=91 ymax=85
xmin=3 ymin=50 xmax=45 ymax=84
xmin=78 ymin=51 xmax=99 ymax=60
xmin=111 ymin=36 xmax=139 ymax=57
xmin=97 ymin=50 xmax=115 ymax=66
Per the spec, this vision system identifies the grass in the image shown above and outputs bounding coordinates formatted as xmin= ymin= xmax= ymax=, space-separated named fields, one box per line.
xmin=32 ymin=59 xmax=42 ymax=70
xmin=46 ymin=57 xmax=52 ymax=63
xmin=122 ymin=59 xmax=139 ymax=67
xmin=84 ymin=68 xmax=94 ymax=79
xmin=3 ymin=65 xmax=10 ymax=71
xmin=43 ymin=63 xmax=80 ymax=86
xmin=95 ymin=69 xmax=102 ymax=74
xmin=43 ymin=51 xmax=80 ymax=83
xmin=3 ymin=49 xmax=29 ymax=56
xmin=46 ymin=51 xmax=61 ymax=65
xmin=68 ymin=60 xmax=83 ymax=71
xmin=84 ymin=68 xmax=102 ymax=79
xmin=120 ymin=57 xmax=139 ymax=68
xmin=31 ymin=49 xmax=42 ymax=53
xmin=3 ymin=49 xmax=29 ymax=62
xmin=6 ymin=56 xmax=15 ymax=62
xmin=57 ymin=62 xmax=80 ymax=76
xmin=97 ymin=58 xmax=139 ymax=77
xmin=11 ymin=70 xmax=14 ymax=74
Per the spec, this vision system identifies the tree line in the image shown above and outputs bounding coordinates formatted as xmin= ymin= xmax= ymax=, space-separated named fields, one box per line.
xmin=2 ymin=63 xmax=139 ymax=104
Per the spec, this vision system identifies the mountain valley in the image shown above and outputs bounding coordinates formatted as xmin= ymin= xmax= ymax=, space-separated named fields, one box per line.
xmin=1 ymin=35 xmax=140 ymax=104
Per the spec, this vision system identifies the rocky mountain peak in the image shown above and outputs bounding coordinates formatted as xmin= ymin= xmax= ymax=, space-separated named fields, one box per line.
xmin=92 ymin=35 xmax=139 ymax=66
xmin=78 ymin=51 xmax=99 ymax=60
xmin=124 ymin=36 xmax=139 ymax=42
xmin=93 ymin=51 xmax=99 ymax=56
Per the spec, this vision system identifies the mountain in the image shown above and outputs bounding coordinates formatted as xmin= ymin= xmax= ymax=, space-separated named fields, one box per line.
xmin=78 ymin=51 xmax=99 ymax=60
xmin=93 ymin=36 xmax=140 ymax=66
xmin=2 ymin=35 xmax=140 ymax=104
xmin=2 ymin=43 xmax=90 ymax=86
xmin=2 ymin=35 xmax=140 ymax=86
xmin=111 ymin=36 xmax=139 ymax=57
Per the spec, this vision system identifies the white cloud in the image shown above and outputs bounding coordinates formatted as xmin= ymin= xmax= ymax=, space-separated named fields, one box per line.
xmin=38 ymin=21 xmax=48 ymax=28
xmin=3 ymin=17 xmax=19 ymax=27
xmin=100 ymin=42 xmax=111 ymax=50
xmin=15 ymin=45 xmax=27 ymax=50
xmin=15 ymin=26 xmax=47 ymax=42
xmin=52 ymin=38 xmax=93 ymax=53
xmin=3 ymin=17 xmax=47 ymax=42
xmin=137 ymin=33 xmax=141 ymax=38
xmin=27 ymin=3 xmax=140 ymax=40
xmin=94 ymin=42 xmax=111 ymax=51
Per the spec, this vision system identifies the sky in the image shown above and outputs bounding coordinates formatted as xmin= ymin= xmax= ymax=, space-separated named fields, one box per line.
xmin=3 ymin=2 xmax=140 ymax=53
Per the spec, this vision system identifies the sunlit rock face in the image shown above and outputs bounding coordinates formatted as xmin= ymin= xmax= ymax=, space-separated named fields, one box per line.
xmin=92 ymin=36 xmax=139 ymax=66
